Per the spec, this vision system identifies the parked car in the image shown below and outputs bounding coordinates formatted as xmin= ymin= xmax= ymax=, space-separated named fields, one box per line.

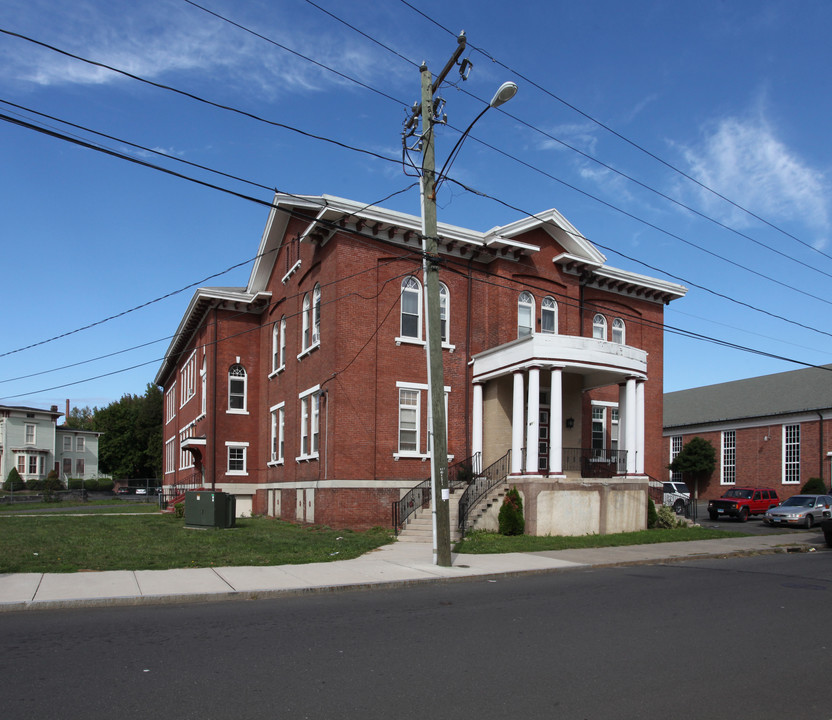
xmin=764 ymin=495 xmax=832 ymax=529
xmin=663 ymin=481 xmax=690 ymax=514
xmin=135 ymin=487 xmax=147 ymax=495
xmin=115 ymin=487 xmax=134 ymax=495
xmin=708 ymin=487 xmax=780 ymax=522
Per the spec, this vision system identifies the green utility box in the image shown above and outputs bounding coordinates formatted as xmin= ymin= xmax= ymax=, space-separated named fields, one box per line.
xmin=184 ymin=490 xmax=236 ymax=529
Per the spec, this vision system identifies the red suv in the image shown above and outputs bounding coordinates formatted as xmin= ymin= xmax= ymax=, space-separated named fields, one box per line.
xmin=708 ymin=487 xmax=780 ymax=522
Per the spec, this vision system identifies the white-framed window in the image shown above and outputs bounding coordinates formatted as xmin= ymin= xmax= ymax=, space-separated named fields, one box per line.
xmin=439 ymin=282 xmax=449 ymax=343
xmin=591 ymin=406 xmax=606 ymax=452
xmin=25 ymin=423 xmax=35 ymax=445
xmin=400 ymin=276 xmax=422 ymax=340
xmin=226 ymin=442 xmax=249 ymax=475
xmin=312 ymin=283 xmax=321 ymax=346
xmin=165 ymin=383 xmax=176 ymax=423
xmin=610 ymin=408 xmax=619 ymax=452
xmin=518 ymin=291 xmax=534 ymax=338
xmin=272 ymin=322 xmax=281 ymax=372
xmin=200 ymin=354 xmax=207 ymax=416
xmin=75 ymin=458 xmax=84 ymax=477
xmin=180 ymin=350 xmax=196 ymax=406
xmin=302 ymin=292 xmax=311 ymax=350
xmin=721 ymin=430 xmax=736 ymax=485
xmin=299 ymin=287 xmax=321 ymax=358
xmin=612 ymin=318 xmax=625 ymax=344
xmin=63 ymin=435 xmax=72 ymax=452
xmin=593 ymin=313 xmax=607 ymax=340
xmin=541 ymin=296 xmax=557 ymax=334
xmin=179 ymin=425 xmax=195 ymax=470
xmin=77 ymin=436 xmax=85 ymax=452
xmin=783 ymin=424 xmax=800 ymax=484
xmin=670 ymin=435 xmax=683 ymax=481
xmin=16 ymin=455 xmax=25 ymax=474
xmin=279 ymin=316 xmax=286 ymax=367
xmin=28 ymin=455 xmax=38 ymax=475
xmin=165 ymin=437 xmax=175 ymax=475
xmin=228 ymin=364 xmax=247 ymax=413
xmin=297 ymin=386 xmax=321 ymax=461
xmin=270 ymin=402 xmax=285 ymax=464
xmin=398 ymin=388 xmax=420 ymax=454
xmin=63 ymin=458 xmax=72 ymax=476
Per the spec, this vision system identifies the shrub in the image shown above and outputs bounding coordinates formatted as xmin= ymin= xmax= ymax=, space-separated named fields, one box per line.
xmin=26 ymin=478 xmax=45 ymax=491
xmin=67 ymin=478 xmax=83 ymax=490
xmin=3 ymin=468 xmax=25 ymax=492
xmin=97 ymin=478 xmax=114 ymax=492
xmin=655 ymin=505 xmax=680 ymax=529
xmin=174 ymin=502 xmax=185 ymax=518
xmin=83 ymin=478 xmax=99 ymax=491
xmin=498 ymin=487 xmax=525 ymax=535
xmin=647 ymin=498 xmax=658 ymax=529
xmin=802 ymin=477 xmax=827 ymax=495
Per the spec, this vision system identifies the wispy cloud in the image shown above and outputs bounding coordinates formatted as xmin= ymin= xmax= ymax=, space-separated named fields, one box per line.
xmin=679 ymin=114 xmax=829 ymax=232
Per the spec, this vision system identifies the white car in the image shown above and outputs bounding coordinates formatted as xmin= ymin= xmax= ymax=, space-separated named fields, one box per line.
xmin=663 ymin=481 xmax=691 ymax=514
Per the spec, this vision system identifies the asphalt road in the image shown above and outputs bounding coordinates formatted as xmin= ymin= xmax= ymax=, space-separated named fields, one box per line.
xmin=1 ymin=551 xmax=829 ymax=720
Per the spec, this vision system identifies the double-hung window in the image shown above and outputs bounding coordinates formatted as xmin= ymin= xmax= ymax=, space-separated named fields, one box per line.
xmin=298 ymin=386 xmax=321 ymax=461
xmin=270 ymin=403 xmax=285 ymax=464
xmin=226 ymin=442 xmax=248 ymax=475
xmin=25 ymin=423 xmax=35 ymax=445
xmin=518 ymin=292 xmax=534 ymax=338
xmin=612 ymin=318 xmax=625 ymax=344
xmin=541 ymin=296 xmax=557 ymax=334
xmin=228 ymin=364 xmax=247 ymax=412
xmin=593 ymin=313 xmax=607 ymax=340
xmin=398 ymin=388 xmax=420 ymax=454
xmin=439 ymin=283 xmax=449 ymax=343
xmin=400 ymin=276 xmax=422 ymax=340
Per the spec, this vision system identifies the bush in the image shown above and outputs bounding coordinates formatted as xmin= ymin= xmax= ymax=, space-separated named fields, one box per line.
xmin=97 ymin=478 xmax=114 ymax=492
xmin=655 ymin=505 xmax=680 ymax=529
xmin=498 ymin=487 xmax=525 ymax=535
xmin=174 ymin=502 xmax=185 ymax=518
xmin=647 ymin=498 xmax=658 ymax=529
xmin=802 ymin=477 xmax=827 ymax=495
xmin=3 ymin=467 xmax=25 ymax=492
xmin=26 ymin=478 xmax=45 ymax=491
xmin=83 ymin=478 xmax=99 ymax=491
xmin=67 ymin=478 xmax=83 ymax=490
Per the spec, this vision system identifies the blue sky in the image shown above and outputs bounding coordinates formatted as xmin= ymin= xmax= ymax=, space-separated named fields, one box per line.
xmin=1 ymin=0 xmax=830 ymax=412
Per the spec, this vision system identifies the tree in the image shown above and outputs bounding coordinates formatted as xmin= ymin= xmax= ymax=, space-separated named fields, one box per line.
xmin=668 ymin=437 xmax=716 ymax=520
xmin=65 ymin=406 xmax=95 ymax=430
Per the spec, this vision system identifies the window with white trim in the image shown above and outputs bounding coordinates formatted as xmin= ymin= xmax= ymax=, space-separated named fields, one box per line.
xmin=721 ymin=430 xmax=736 ymax=484
xmin=25 ymin=423 xmax=35 ymax=444
xmin=541 ymin=296 xmax=557 ymax=334
xmin=272 ymin=322 xmax=281 ymax=372
xmin=63 ymin=458 xmax=72 ymax=476
xmin=670 ymin=436 xmax=683 ymax=481
xmin=610 ymin=408 xmax=619 ymax=452
xmin=783 ymin=424 xmax=800 ymax=484
xmin=165 ymin=383 xmax=176 ymax=423
xmin=226 ymin=442 xmax=248 ymax=475
xmin=302 ymin=292 xmax=311 ymax=351
xmin=165 ymin=437 xmax=175 ymax=475
xmin=279 ymin=316 xmax=286 ymax=367
xmin=200 ymin=355 xmax=207 ymax=416
xmin=591 ymin=406 xmax=606 ymax=452
xmin=312 ymin=283 xmax=321 ymax=346
xmin=29 ymin=455 xmax=38 ymax=475
xmin=63 ymin=435 xmax=72 ymax=451
xmin=270 ymin=403 xmax=285 ymax=464
xmin=400 ymin=276 xmax=422 ymax=340
xmin=518 ymin=291 xmax=534 ymax=338
xmin=180 ymin=350 xmax=196 ymax=406
xmin=179 ymin=425 xmax=195 ymax=470
xmin=297 ymin=386 xmax=321 ymax=460
xmin=612 ymin=318 xmax=625 ymax=344
xmin=593 ymin=313 xmax=607 ymax=340
xmin=17 ymin=455 xmax=25 ymax=474
xmin=75 ymin=458 xmax=84 ymax=477
xmin=76 ymin=436 xmax=85 ymax=452
xmin=228 ymin=364 xmax=247 ymax=412
xmin=398 ymin=388 xmax=420 ymax=454
xmin=439 ymin=282 xmax=449 ymax=342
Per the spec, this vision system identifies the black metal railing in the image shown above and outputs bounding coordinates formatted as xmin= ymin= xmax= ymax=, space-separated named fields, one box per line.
xmin=161 ymin=470 xmax=204 ymax=508
xmin=458 ymin=449 xmax=512 ymax=538
xmin=562 ymin=447 xmax=628 ymax=477
xmin=391 ymin=453 xmax=480 ymax=535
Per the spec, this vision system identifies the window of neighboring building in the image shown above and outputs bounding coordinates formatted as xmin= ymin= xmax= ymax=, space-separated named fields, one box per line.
xmin=398 ymin=388 xmax=420 ymax=454
xmin=298 ymin=387 xmax=321 ymax=461
xmin=541 ymin=296 xmax=557 ymax=334
xmin=227 ymin=443 xmax=248 ymax=475
xmin=518 ymin=292 xmax=534 ymax=338
xmin=400 ymin=276 xmax=422 ymax=340
xmin=670 ymin=436 xmax=683 ymax=481
xmin=77 ymin=436 xmax=85 ymax=452
xmin=270 ymin=403 xmax=285 ymax=464
xmin=165 ymin=383 xmax=176 ymax=423
xmin=439 ymin=283 xmax=449 ymax=342
xmin=63 ymin=458 xmax=72 ymax=476
xmin=25 ymin=424 xmax=35 ymax=445
xmin=28 ymin=455 xmax=38 ymax=475
xmin=612 ymin=318 xmax=625 ymax=344
xmin=722 ymin=430 xmax=736 ymax=484
xmin=228 ymin=364 xmax=247 ymax=412
xmin=784 ymin=424 xmax=800 ymax=483
xmin=63 ymin=435 xmax=72 ymax=452
xmin=75 ymin=458 xmax=84 ymax=477
xmin=17 ymin=455 xmax=25 ymax=474
xmin=592 ymin=313 xmax=607 ymax=340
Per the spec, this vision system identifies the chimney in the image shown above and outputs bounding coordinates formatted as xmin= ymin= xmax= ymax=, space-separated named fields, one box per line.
xmin=66 ymin=399 xmax=70 ymax=419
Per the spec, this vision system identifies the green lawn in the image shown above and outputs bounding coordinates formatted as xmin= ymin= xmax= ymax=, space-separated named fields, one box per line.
xmin=454 ymin=526 xmax=748 ymax=554
xmin=0 ymin=514 xmax=394 ymax=573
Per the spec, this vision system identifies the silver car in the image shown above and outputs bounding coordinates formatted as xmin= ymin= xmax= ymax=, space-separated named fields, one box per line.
xmin=764 ymin=495 xmax=832 ymax=529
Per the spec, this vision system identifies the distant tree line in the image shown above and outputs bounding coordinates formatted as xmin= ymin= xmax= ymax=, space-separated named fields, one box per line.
xmin=65 ymin=383 xmax=162 ymax=480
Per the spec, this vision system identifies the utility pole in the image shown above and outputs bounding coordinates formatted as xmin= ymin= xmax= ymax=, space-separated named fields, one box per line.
xmin=413 ymin=33 xmax=467 ymax=567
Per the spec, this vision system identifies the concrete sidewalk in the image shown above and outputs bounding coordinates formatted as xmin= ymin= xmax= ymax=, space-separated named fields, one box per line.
xmin=0 ymin=532 xmax=825 ymax=612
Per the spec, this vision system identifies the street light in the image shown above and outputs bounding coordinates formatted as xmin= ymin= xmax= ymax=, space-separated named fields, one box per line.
xmin=413 ymin=38 xmax=517 ymax=566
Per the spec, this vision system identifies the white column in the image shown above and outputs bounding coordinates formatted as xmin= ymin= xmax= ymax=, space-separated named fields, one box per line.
xmin=512 ymin=371 xmax=524 ymax=474
xmin=549 ymin=367 xmax=563 ymax=475
xmin=625 ymin=377 xmax=637 ymax=474
xmin=618 ymin=383 xmax=628 ymax=469
xmin=525 ymin=367 xmax=540 ymax=474
xmin=636 ymin=379 xmax=646 ymax=474
xmin=472 ymin=382 xmax=483 ymax=474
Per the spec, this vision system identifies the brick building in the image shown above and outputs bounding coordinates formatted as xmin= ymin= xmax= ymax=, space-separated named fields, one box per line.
xmin=155 ymin=194 xmax=686 ymax=533
xmin=663 ymin=364 xmax=832 ymax=501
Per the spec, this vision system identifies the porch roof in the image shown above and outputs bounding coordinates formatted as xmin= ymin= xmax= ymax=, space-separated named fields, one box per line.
xmin=471 ymin=334 xmax=647 ymax=390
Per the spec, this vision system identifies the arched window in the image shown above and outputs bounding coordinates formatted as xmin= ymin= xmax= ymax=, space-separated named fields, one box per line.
xmin=541 ymin=296 xmax=557 ymax=334
xmin=279 ymin=316 xmax=286 ymax=367
xmin=518 ymin=291 xmax=534 ymax=338
xmin=400 ymin=276 xmax=422 ymax=339
xmin=592 ymin=313 xmax=607 ymax=340
xmin=439 ymin=283 xmax=449 ymax=342
xmin=200 ymin=355 xmax=206 ymax=416
xmin=612 ymin=317 xmax=625 ymax=344
xmin=272 ymin=322 xmax=280 ymax=372
xmin=301 ymin=293 xmax=311 ymax=351
xmin=312 ymin=283 xmax=321 ymax=346
xmin=228 ymin=364 xmax=247 ymax=412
